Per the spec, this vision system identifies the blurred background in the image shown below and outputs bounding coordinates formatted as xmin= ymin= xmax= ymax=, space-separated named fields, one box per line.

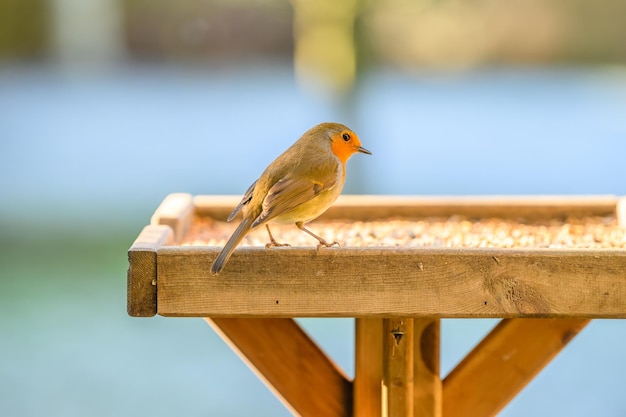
xmin=1 ymin=0 xmax=626 ymax=416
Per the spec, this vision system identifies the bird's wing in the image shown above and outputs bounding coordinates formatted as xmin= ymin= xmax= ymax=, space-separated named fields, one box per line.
xmin=252 ymin=168 xmax=338 ymax=228
xmin=227 ymin=180 xmax=257 ymax=222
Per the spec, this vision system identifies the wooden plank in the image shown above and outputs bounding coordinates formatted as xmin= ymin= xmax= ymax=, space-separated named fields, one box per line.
xmin=442 ymin=318 xmax=590 ymax=417
xmin=383 ymin=318 xmax=414 ymax=417
xmin=205 ymin=318 xmax=351 ymax=417
xmin=354 ymin=318 xmax=383 ymax=417
xmin=326 ymin=195 xmax=619 ymax=221
xmin=151 ymin=193 xmax=194 ymax=243
xmin=127 ymin=225 xmax=173 ymax=317
xmin=194 ymin=195 xmax=619 ymax=221
xmin=414 ymin=319 xmax=441 ymax=417
xmin=617 ymin=196 xmax=626 ymax=227
xmin=193 ymin=195 xmax=242 ymax=221
xmin=156 ymin=247 xmax=626 ymax=318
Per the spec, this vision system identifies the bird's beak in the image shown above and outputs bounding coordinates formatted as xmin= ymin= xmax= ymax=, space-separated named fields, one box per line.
xmin=356 ymin=146 xmax=372 ymax=155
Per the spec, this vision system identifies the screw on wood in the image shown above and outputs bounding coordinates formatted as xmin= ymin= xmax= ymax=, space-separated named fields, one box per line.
xmin=391 ymin=327 xmax=404 ymax=345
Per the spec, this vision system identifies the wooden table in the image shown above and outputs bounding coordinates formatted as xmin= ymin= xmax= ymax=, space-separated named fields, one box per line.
xmin=127 ymin=194 xmax=626 ymax=417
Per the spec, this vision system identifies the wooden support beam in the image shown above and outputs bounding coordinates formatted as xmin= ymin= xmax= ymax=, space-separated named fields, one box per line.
xmin=442 ymin=318 xmax=590 ymax=417
xmin=355 ymin=319 xmax=443 ymax=417
xmin=383 ymin=318 xmax=414 ymax=417
xmin=414 ymin=319 xmax=441 ymax=417
xmin=205 ymin=318 xmax=352 ymax=417
xmin=354 ymin=318 xmax=383 ymax=417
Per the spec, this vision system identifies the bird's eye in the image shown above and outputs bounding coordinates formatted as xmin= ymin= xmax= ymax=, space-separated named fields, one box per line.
xmin=342 ymin=133 xmax=350 ymax=141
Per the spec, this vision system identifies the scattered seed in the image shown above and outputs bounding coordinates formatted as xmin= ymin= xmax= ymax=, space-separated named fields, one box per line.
xmin=183 ymin=215 xmax=626 ymax=249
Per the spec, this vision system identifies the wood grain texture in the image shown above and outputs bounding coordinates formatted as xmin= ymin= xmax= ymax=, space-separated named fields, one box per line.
xmin=151 ymin=193 xmax=194 ymax=243
xmin=383 ymin=318 xmax=414 ymax=417
xmin=205 ymin=318 xmax=352 ymax=417
xmin=127 ymin=225 xmax=173 ymax=317
xmin=156 ymin=247 xmax=626 ymax=318
xmin=617 ymin=196 xmax=626 ymax=227
xmin=354 ymin=318 xmax=383 ymax=417
xmin=194 ymin=195 xmax=619 ymax=221
xmin=414 ymin=319 xmax=441 ymax=417
xmin=442 ymin=318 xmax=590 ymax=417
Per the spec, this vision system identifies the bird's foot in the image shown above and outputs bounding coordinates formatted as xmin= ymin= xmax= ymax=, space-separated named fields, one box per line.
xmin=316 ymin=240 xmax=340 ymax=249
xmin=296 ymin=222 xmax=340 ymax=249
xmin=265 ymin=241 xmax=291 ymax=249
xmin=265 ymin=224 xmax=290 ymax=249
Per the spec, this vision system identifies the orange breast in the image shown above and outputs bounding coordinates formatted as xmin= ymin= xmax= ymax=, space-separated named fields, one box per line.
xmin=331 ymin=139 xmax=354 ymax=164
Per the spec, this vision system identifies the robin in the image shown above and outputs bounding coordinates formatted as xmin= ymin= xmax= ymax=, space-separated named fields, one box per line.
xmin=210 ymin=122 xmax=371 ymax=274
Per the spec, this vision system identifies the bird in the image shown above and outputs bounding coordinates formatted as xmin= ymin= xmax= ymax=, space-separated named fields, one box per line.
xmin=210 ymin=122 xmax=371 ymax=274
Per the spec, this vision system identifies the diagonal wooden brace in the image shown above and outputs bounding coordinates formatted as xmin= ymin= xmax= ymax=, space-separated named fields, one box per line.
xmin=206 ymin=318 xmax=352 ymax=417
xmin=443 ymin=318 xmax=590 ymax=417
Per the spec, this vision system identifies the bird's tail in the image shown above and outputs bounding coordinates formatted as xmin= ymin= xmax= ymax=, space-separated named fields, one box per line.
xmin=210 ymin=217 xmax=253 ymax=274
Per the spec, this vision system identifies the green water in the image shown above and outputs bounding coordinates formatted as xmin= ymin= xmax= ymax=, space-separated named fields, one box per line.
xmin=0 ymin=224 xmax=294 ymax=416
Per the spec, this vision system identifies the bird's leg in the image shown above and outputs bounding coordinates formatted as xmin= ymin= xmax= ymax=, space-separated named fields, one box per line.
xmin=295 ymin=222 xmax=339 ymax=248
xmin=265 ymin=224 xmax=290 ymax=248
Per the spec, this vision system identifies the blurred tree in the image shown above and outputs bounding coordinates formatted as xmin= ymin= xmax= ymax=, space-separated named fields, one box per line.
xmin=558 ymin=0 xmax=626 ymax=63
xmin=362 ymin=0 xmax=626 ymax=70
xmin=50 ymin=0 xmax=125 ymax=65
xmin=0 ymin=0 xmax=49 ymax=60
xmin=292 ymin=0 xmax=359 ymax=95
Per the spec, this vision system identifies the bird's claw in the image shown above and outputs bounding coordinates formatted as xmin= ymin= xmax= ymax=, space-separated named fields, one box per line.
xmin=265 ymin=241 xmax=291 ymax=249
xmin=317 ymin=241 xmax=340 ymax=249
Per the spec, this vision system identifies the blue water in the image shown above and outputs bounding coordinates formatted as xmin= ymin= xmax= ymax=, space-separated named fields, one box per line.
xmin=1 ymin=63 xmax=626 ymax=416
xmin=2 ymin=65 xmax=625 ymax=222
